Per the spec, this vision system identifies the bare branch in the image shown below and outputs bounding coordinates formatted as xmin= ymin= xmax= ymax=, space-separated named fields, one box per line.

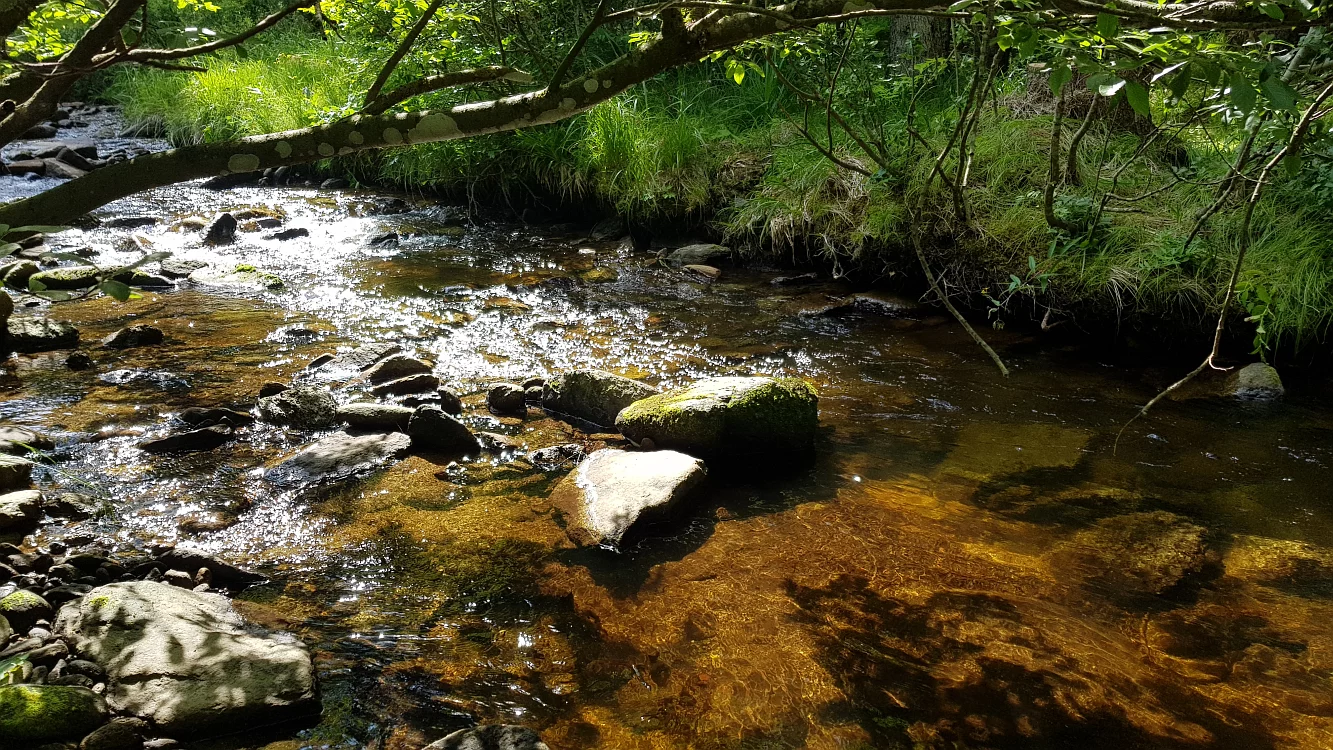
xmin=116 ymin=0 xmax=314 ymax=63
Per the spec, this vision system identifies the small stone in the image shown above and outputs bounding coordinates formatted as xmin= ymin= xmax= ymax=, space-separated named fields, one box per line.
xmin=256 ymin=386 xmax=337 ymax=428
xmin=7 ymin=318 xmax=80 ymax=352
xmin=335 ymin=403 xmax=415 ymax=432
xmin=162 ymin=569 xmax=194 ymax=588
xmin=138 ymin=426 xmax=233 ymax=454
xmin=527 ymin=443 xmax=586 ymax=470
xmin=79 ymin=717 xmax=143 ymax=750
xmin=265 ymin=227 xmax=309 ymax=241
xmin=407 ymin=406 xmax=480 ymax=455
xmin=258 ymin=382 xmax=289 ymax=398
xmin=525 ymin=385 xmax=543 ymax=402
xmin=664 ymin=243 xmax=730 ymax=267
xmin=0 ymin=455 xmax=34 ymax=491
xmin=364 ymin=354 xmax=432 ymax=384
xmin=65 ymin=351 xmax=93 ymax=370
xmin=683 ymin=264 xmax=720 ymax=280
xmin=0 ymin=425 xmax=54 ymax=455
xmin=370 ymin=373 xmax=439 ymax=396
xmin=0 ymin=589 xmax=52 ymax=632
xmin=1224 ymin=362 xmax=1283 ymax=400
xmin=176 ymin=511 xmax=236 ymax=534
xmin=0 ymin=490 xmax=42 ymax=531
xmin=158 ymin=259 xmax=207 ymax=279
xmin=487 ymin=383 xmax=527 ymax=414
xmin=201 ymin=213 xmax=237 ymax=245
xmin=265 ymin=431 xmax=412 ymax=486
xmin=423 ymin=725 xmax=550 ymax=750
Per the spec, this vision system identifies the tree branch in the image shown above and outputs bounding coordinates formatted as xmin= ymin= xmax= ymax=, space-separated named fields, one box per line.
xmin=363 ymin=0 xmax=446 ymax=106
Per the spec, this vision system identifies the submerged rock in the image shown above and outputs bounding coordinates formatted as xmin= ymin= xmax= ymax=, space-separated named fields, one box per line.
xmin=616 ymin=376 xmax=819 ymax=459
xmin=527 ymin=443 xmax=586 ymax=471
xmin=257 ymin=386 xmax=338 ymax=429
xmin=424 ymin=725 xmax=550 ymax=750
xmin=1223 ymin=362 xmax=1283 ymax=400
xmin=201 ymin=212 xmax=238 ymax=245
xmin=0 ymin=489 xmax=41 ymax=531
xmin=336 ymin=403 xmax=415 ymax=432
xmin=1055 ymin=511 xmax=1210 ymax=596
xmin=371 ymin=372 xmax=439 ymax=395
xmin=138 ymin=425 xmax=233 ymax=454
xmin=817 ymin=291 xmax=921 ymax=317
xmin=65 ymin=350 xmax=94 ymax=370
xmin=488 ymin=383 xmax=527 ymax=414
xmin=176 ymin=406 xmax=254 ymax=428
xmin=102 ymin=324 xmax=164 ymax=349
xmin=7 ymin=317 xmax=79 ymax=352
xmin=0 ymin=684 xmax=108 ymax=744
xmin=266 ymin=431 xmax=412 ymax=486
xmin=158 ymin=258 xmax=207 ymax=278
xmin=364 ymin=353 xmax=432 ymax=384
xmin=551 ymin=448 xmax=707 ymax=548
xmin=188 ymin=264 xmax=284 ymax=291
xmin=542 ymin=369 xmax=659 ymax=428
xmin=407 ymin=405 xmax=480 ymax=455
xmin=1224 ymin=535 xmax=1333 ymax=594
xmin=54 ymin=580 xmax=318 ymax=738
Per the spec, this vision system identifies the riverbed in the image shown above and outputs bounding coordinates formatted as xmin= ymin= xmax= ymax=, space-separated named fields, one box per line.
xmin=2 ymin=120 xmax=1333 ymax=750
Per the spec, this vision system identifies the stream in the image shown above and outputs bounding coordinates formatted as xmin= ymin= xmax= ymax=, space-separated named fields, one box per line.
xmin=2 ymin=114 xmax=1333 ymax=750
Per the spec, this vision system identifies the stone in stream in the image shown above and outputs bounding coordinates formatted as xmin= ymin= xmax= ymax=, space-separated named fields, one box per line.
xmin=78 ymin=718 xmax=146 ymax=750
xmin=54 ymin=580 xmax=318 ymax=739
xmin=1223 ymin=362 xmax=1283 ymax=400
xmin=6 ymin=317 xmax=80 ymax=352
xmin=64 ymin=350 xmax=92 ymax=370
xmin=424 ymin=725 xmax=551 ymax=750
xmin=42 ymin=157 xmax=86 ymax=179
xmin=335 ymin=403 xmax=415 ymax=432
xmin=616 ymin=376 xmax=819 ymax=460
xmin=188 ymin=264 xmax=284 ymax=291
xmin=265 ymin=227 xmax=309 ymax=241
xmin=158 ymin=258 xmax=207 ymax=278
xmin=1223 ymin=535 xmax=1333 ymax=593
xmin=488 ymin=383 xmax=527 ymax=414
xmin=138 ymin=425 xmax=234 ymax=454
xmin=0 ymin=684 xmax=108 ymax=744
xmin=0 ymin=588 xmax=52 ymax=631
xmin=0 ymin=424 xmax=55 ymax=454
xmin=328 ymin=342 xmax=402 ymax=371
xmin=257 ymin=386 xmax=338 ymax=429
xmin=102 ymin=323 xmax=164 ymax=349
xmin=155 ymin=548 xmax=264 ymax=590
xmin=0 ymin=454 xmax=34 ymax=490
xmin=364 ymin=353 xmax=432 ymax=384
xmin=258 ymin=381 xmax=289 ymax=398
xmin=104 ymin=215 xmax=159 ymax=229
xmin=590 ymin=216 xmax=626 ymax=241
xmin=1052 ymin=511 xmax=1210 ymax=596
xmin=664 ymin=243 xmax=730 ymax=267
xmin=407 ymin=405 xmax=481 ymax=455
xmin=176 ymin=406 xmax=255 ymax=428
xmin=0 ymin=490 xmax=41 ymax=531
xmin=541 ymin=369 xmax=659 ymax=428
xmin=683 ymin=264 xmax=721 ymax=280
xmin=1 ymin=260 xmax=39 ymax=287
xmin=812 ymin=291 xmax=921 ymax=318
xmin=551 ymin=448 xmax=707 ymax=548
xmin=770 ymin=272 xmax=819 ymax=286
xmin=42 ymin=492 xmax=102 ymax=520
xmin=371 ymin=372 xmax=439 ymax=396
xmin=527 ymin=443 xmax=586 ymax=471
xmin=201 ymin=212 xmax=238 ymax=245
xmin=0 ymin=290 xmax=10 ymax=333
xmin=265 ymin=430 xmax=412 ymax=486
xmin=27 ymin=265 xmax=101 ymax=289
xmin=402 ymin=387 xmax=464 ymax=415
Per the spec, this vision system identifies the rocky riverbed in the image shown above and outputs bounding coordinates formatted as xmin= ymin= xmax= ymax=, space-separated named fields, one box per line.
xmin=0 ymin=108 xmax=1332 ymax=749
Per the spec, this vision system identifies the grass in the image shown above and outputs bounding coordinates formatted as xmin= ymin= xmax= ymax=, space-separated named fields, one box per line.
xmin=102 ymin=34 xmax=1333 ymax=356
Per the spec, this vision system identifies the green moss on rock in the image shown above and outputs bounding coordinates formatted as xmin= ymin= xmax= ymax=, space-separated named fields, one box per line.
xmin=616 ymin=376 xmax=818 ymax=458
xmin=0 ymin=685 xmax=108 ymax=743
xmin=28 ymin=266 xmax=101 ymax=290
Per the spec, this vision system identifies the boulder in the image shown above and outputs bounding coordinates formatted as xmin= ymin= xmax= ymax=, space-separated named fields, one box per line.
xmin=527 ymin=443 xmax=586 ymax=471
xmin=335 ymin=403 xmax=415 ymax=432
xmin=664 ymin=243 xmax=730 ymax=267
xmin=265 ymin=431 xmax=411 ymax=486
xmin=27 ymin=265 xmax=101 ymax=290
xmin=78 ymin=718 xmax=145 ymax=750
xmin=43 ymin=157 xmax=87 ymax=179
xmin=615 ymin=376 xmax=819 ymax=459
xmin=0 ymin=454 xmax=34 ymax=490
xmin=256 ymin=386 xmax=338 ymax=429
xmin=1223 ymin=363 xmax=1283 ymax=400
xmin=0 ymin=685 xmax=108 ymax=744
xmin=187 ymin=264 xmax=283 ymax=291
xmin=0 ymin=424 xmax=55 ymax=455
xmin=364 ymin=354 xmax=432 ymax=384
xmin=407 ymin=406 xmax=480 ymax=455
xmin=158 ymin=258 xmax=207 ymax=278
xmin=0 ymin=489 xmax=41 ymax=531
xmin=201 ymin=213 xmax=237 ymax=245
xmin=541 ymin=369 xmax=659 ymax=428
xmin=42 ymin=492 xmax=101 ymax=520
xmin=102 ymin=324 xmax=164 ymax=349
xmin=371 ymin=373 xmax=439 ymax=396
xmin=2 ymin=260 xmax=39 ymax=288
xmin=589 ymin=216 xmax=626 ymax=241
xmin=54 ymin=581 xmax=318 ymax=738
xmin=424 ymin=725 xmax=550 ymax=750
xmin=551 ymin=448 xmax=707 ymax=547
xmin=1054 ymin=511 xmax=1209 ymax=596
xmin=0 ymin=290 xmax=10 ymax=332
xmin=138 ymin=426 xmax=233 ymax=454
xmin=7 ymin=317 xmax=80 ymax=352
xmin=0 ymin=588 xmax=52 ymax=631
xmin=487 ymin=383 xmax=527 ymax=414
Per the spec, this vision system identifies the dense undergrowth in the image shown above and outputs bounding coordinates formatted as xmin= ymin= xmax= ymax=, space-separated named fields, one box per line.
xmin=102 ymin=21 xmax=1333 ymax=358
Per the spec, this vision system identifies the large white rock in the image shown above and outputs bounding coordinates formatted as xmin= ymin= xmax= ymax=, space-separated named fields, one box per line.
xmin=54 ymin=580 xmax=317 ymax=738
xmin=551 ymin=448 xmax=706 ymax=548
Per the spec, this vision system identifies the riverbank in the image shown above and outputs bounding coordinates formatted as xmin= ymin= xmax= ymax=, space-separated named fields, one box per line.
xmin=99 ymin=36 xmax=1333 ymax=361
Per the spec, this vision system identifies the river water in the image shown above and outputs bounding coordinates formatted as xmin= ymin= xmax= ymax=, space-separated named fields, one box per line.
xmin=2 ymin=122 xmax=1333 ymax=750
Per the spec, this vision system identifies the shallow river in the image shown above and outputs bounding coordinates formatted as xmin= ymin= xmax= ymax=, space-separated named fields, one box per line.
xmin=3 ymin=126 xmax=1333 ymax=750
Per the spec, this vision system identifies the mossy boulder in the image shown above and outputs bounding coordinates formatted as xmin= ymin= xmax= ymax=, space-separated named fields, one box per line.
xmin=28 ymin=265 xmax=101 ymax=290
xmin=0 ymin=685 xmax=108 ymax=743
xmin=0 ymin=289 xmax=11 ymax=332
xmin=0 ymin=588 xmax=53 ymax=631
xmin=1223 ymin=362 xmax=1283 ymax=400
xmin=1 ymin=260 xmax=39 ymax=288
xmin=6 ymin=317 xmax=80 ymax=352
xmin=615 ymin=376 xmax=818 ymax=459
xmin=542 ymin=369 xmax=659 ymax=428
xmin=188 ymin=264 xmax=284 ymax=291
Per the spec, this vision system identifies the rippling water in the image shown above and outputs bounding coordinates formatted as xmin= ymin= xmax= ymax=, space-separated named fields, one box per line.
xmin=2 ymin=159 xmax=1332 ymax=749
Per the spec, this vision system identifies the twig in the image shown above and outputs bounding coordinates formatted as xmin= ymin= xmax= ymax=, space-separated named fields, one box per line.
xmin=363 ymin=0 xmax=446 ymax=106
xmin=547 ymin=0 xmax=612 ymax=92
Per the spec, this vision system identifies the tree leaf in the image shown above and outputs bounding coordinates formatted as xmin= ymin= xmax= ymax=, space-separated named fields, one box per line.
xmin=1049 ymin=64 xmax=1072 ymax=97
xmin=1257 ymin=0 xmax=1284 ymax=19
xmin=34 ymin=290 xmax=76 ymax=301
xmin=1283 ymin=153 xmax=1302 ymax=177
xmin=1260 ymin=75 xmax=1297 ymax=110
xmin=1168 ymin=65 xmax=1192 ymax=99
xmin=1229 ymin=74 xmax=1257 ymax=113
xmin=1096 ymin=13 xmax=1119 ymax=38
xmin=10 ymin=225 xmax=67 ymax=234
xmin=97 ymin=280 xmax=132 ymax=301
xmin=1125 ymin=80 xmax=1152 ymax=117
xmin=27 ymin=278 xmax=47 ymax=292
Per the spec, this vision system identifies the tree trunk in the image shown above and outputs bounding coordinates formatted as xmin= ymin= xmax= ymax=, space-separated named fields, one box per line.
xmin=887 ymin=16 xmax=951 ymax=65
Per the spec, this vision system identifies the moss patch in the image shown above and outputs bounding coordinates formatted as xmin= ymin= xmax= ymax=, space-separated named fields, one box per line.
xmin=0 ymin=685 xmax=108 ymax=742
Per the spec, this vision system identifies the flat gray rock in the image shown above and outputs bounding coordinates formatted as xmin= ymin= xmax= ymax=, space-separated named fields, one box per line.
xmin=266 ymin=430 xmax=412 ymax=486
xmin=664 ymin=243 xmax=730 ymax=267
xmin=0 ymin=490 xmax=41 ymax=531
xmin=54 ymin=581 xmax=317 ymax=738
xmin=0 ymin=424 xmax=54 ymax=455
xmin=7 ymin=317 xmax=79 ymax=352
xmin=541 ymin=369 xmax=658 ymax=428
xmin=0 ymin=454 xmax=33 ymax=491
xmin=551 ymin=448 xmax=706 ymax=548
xmin=257 ymin=386 xmax=338 ymax=429
xmin=328 ymin=342 xmax=402 ymax=372
xmin=425 ymin=725 xmax=550 ymax=750
xmin=336 ymin=403 xmax=415 ymax=431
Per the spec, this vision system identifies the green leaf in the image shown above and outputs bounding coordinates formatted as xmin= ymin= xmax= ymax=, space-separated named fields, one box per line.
xmin=1125 ymin=80 xmax=1151 ymax=117
xmin=27 ymin=278 xmax=47 ymax=292
xmin=97 ymin=280 xmax=132 ymax=301
xmin=1229 ymin=74 xmax=1257 ymax=113
xmin=34 ymin=290 xmax=75 ymax=301
xmin=10 ymin=225 xmax=67 ymax=234
xmin=1260 ymin=75 xmax=1297 ymax=110
xmin=1168 ymin=65 xmax=1192 ymax=99
xmin=1283 ymin=153 xmax=1302 ymax=177
xmin=1257 ymin=0 xmax=1284 ymax=19
xmin=1049 ymin=64 xmax=1073 ymax=97
xmin=128 ymin=251 xmax=172 ymax=269
xmin=1028 ymin=255 xmax=1037 ymax=272
xmin=1096 ymin=13 xmax=1119 ymax=38
xmin=41 ymin=252 xmax=92 ymax=264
